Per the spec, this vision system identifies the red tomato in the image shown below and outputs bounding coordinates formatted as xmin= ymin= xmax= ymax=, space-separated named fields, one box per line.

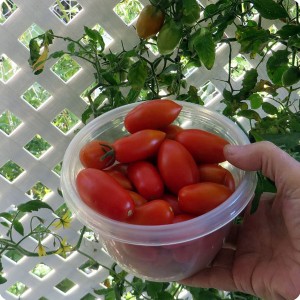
xmin=113 ymin=129 xmax=166 ymax=163
xmin=161 ymin=193 xmax=182 ymax=215
xmin=128 ymin=191 xmax=148 ymax=207
xmin=127 ymin=161 xmax=164 ymax=200
xmin=157 ymin=139 xmax=199 ymax=194
xmin=107 ymin=163 xmax=128 ymax=175
xmin=172 ymin=214 xmax=196 ymax=223
xmin=76 ymin=168 xmax=134 ymax=221
xmin=178 ymin=182 xmax=233 ymax=216
xmin=79 ymin=140 xmax=115 ymax=169
xmin=162 ymin=124 xmax=183 ymax=140
xmin=124 ymin=100 xmax=182 ymax=133
xmin=104 ymin=169 xmax=133 ymax=190
xmin=198 ymin=164 xmax=235 ymax=191
xmin=175 ymin=129 xmax=229 ymax=163
xmin=127 ymin=200 xmax=174 ymax=225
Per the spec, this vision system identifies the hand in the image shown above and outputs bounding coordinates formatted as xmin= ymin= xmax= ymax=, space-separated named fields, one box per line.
xmin=180 ymin=141 xmax=300 ymax=300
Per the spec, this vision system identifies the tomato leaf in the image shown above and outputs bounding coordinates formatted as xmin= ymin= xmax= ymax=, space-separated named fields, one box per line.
xmin=0 ymin=275 xmax=7 ymax=284
xmin=278 ymin=24 xmax=300 ymax=39
xmin=128 ymin=60 xmax=148 ymax=89
xmin=237 ymin=109 xmax=261 ymax=121
xmin=13 ymin=220 xmax=24 ymax=236
xmin=250 ymin=0 xmax=289 ymax=19
xmin=192 ymin=28 xmax=216 ymax=70
xmin=249 ymin=93 xmax=263 ymax=109
xmin=262 ymin=102 xmax=278 ymax=115
xmin=0 ymin=212 xmax=14 ymax=221
xmin=17 ymin=200 xmax=54 ymax=213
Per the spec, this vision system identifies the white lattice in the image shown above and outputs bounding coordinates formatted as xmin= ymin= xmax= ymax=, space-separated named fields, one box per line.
xmin=0 ymin=0 xmax=295 ymax=299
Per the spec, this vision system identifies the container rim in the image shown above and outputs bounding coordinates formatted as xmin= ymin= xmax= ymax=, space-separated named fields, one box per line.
xmin=61 ymin=101 xmax=257 ymax=246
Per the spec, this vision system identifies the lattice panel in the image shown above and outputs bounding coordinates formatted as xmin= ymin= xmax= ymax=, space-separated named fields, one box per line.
xmin=0 ymin=0 xmax=294 ymax=299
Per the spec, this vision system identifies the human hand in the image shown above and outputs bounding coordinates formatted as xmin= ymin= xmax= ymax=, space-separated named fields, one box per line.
xmin=180 ymin=141 xmax=300 ymax=300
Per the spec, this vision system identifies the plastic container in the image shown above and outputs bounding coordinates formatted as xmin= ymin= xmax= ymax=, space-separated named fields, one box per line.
xmin=61 ymin=101 xmax=257 ymax=282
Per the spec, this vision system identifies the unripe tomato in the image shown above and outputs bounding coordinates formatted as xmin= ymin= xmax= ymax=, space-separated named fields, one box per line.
xmin=281 ymin=66 xmax=300 ymax=86
xmin=127 ymin=161 xmax=164 ymax=200
xmin=79 ymin=140 xmax=115 ymax=169
xmin=157 ymin=19 xmax=182 ymax=55
xmin=157 ymin=139 xmax=199 ymax=194
xmin=178 ymin=182 xmax=233 ymax=216
xmin=124 ymin=99 xmax=182 ymax=133
xmin=175 ymin=129 xmax=229 ymax=163
xmin=127 ymin=200 xmax=174 ymax=225
xmin=136 ymin=4 xmax=165 ymax=39
xmin=76 ymin=168 xmax=134 ymax=221
xmin=113 ymin=129 xmax=166 ymax=163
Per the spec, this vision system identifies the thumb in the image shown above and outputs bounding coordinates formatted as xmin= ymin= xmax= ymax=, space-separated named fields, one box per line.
xmin=224 ymin=141 xmax=300 ymax=187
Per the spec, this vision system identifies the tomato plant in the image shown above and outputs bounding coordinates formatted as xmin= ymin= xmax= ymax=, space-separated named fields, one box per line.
xmin=127 ymin=161 xmax=164 ymax=200
xmin=127 ymin=199 xmax=174 ymax=225
xmin=198 ymin=164 xmax=235 ymax=191
xmin=157 ymin=139 xmax=199 ymax=194
xmin=79 ymin=140 xmax=115 ymax=169
xmin=76 ymin=168 xmax=134 ymax=221
xmin=178 ymin=182 xmax=233 ymax=215
xmin=124 ymin=99 xmax=182 ymax=133
xmin=135 ymin=4 xmax=165 ymax=39
xmin=175 ymin=129 xmax=229 ymax=163
xmin=113 ymin=129 xmax=166 ymax=163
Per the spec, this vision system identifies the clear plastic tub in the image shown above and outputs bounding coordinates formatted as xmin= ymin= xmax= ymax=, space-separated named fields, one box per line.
xmin=61 ymin=101 xmax=257 ymax=282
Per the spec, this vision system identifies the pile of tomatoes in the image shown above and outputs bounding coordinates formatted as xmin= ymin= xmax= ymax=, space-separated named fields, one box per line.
xmin=76 ymin=100 xmax=235 ymax=225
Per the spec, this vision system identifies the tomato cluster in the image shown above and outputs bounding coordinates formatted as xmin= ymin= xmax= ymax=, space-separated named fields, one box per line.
xmin=76 ymin=100 xmax=235 ymax=224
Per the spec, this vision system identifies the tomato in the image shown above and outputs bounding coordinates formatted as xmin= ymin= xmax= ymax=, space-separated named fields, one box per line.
xmin=121 ymin=243 xmax=159 ymax=262
xmin=127 ymin=200 xmax=174 ymax=225
xmin=162 ymin=124 xmax=183 ymax=140
xmin=76 ymin=168 xmax=134 ymax=221
xmin=136 ymin=5 xmax=165 ymax=39
xmin=104 ymin=169 xmax=133 ymax=190
xmin=128 ymin=191 xmax=148 ymax=207
xmin=157 ymin=19 xmax=182 ymax=55
xmin=198 ymin=164 xmax=235 ymax=191
xmin=107 ymin=163 xmax=128 ymax=175
xmin=281 ymin=66 xmax=300 ymax=86
xmin=157 ymin=139 xmax=199 ymax=194
xmin=173 ymin=214 xmax=195 ymax=223
xmin=79 ymin=140 xmax=115 ymax=169
xmin=124 ymin=100 xmax=182 ymax=133
xmin=178 ymin=182 xmax=233 ymax=216
xmin=127 ymin=161 xmax=164 ymax=200
xmin=161 ymin=193 xmax=182 ymax=215
xmin=113 ymin=129 xmax=166 ymax=163
xmin=175 ymin=129 xmax=229 ymax=163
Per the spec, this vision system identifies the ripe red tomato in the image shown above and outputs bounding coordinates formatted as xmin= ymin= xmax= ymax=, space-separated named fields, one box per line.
xmin=76 ymin=168 xmax=134 ymax=221
xmin=175 ymin=129 xmax=229 ymax=163
xmin=127 ymin=200 xmax=174 ymax=225
xmin=104 ymin=169 xmax=133 ymax=190
xmin=128 ymin=191 xmax=148 ymax=207
xmin=79 ymin=140 xmax=115 ymax=169
xmin=172 ymin=214 xmax=195 ymax=223
xmin=161 ymin=193 xmax=182 ymax=215
xmin=162 ymin=124 xmax=183 ymax=140
xmin=157 ymin=139 xmax=199 ymax=194
xmin=178 ymin=182 xmax=233 ymax=216
xmin=124 ymin=100 xmax=182 ymax=133
xmin=113 ymin=129 xmax=166 ymax=163
xmin=198 ymin=164 xmax=235 ymax=191
xmin=127 ymin=161 xmax=164 ymax=200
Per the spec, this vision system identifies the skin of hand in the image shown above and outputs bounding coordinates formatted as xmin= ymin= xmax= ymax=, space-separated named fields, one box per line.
xmin=180 ymin=141 xmax=300 ymax=300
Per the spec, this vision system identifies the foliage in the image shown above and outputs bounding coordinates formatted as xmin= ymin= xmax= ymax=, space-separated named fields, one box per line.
xmin=1 ymin=0 xmax=300 ymax=299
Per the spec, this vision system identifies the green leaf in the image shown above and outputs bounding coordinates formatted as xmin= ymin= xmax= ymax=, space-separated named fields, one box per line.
xmin=125 ymin=88 xmax=141 ymax=103
xmin=192 ymin=28 xmax=216 ymax=70
xmin=17 ymin=200 xmax=54 ymax=213
xmin=128 ymin=60 xmax=148 ymax=89
xmin=277 ymin=24 xmax=300 ymax=39
xmin=266 ymin=50 xmax=290 ymax=85
xmin=0 ymin=275 xmax=7 ymax=284
xmin=241 ymin=69 xmax=258 ymax=95
xmin=204 ymin=4 xmax=218 ymax=18
xmin=237 ymin=109 xmax=261 ymax=121
xmin=260 ymin=132 xmax=300 ymax=149
xmin=262 ymin=102 xmax=278 ymax=115
xmin=50 ymin=51 xmax=65 ymax=59
xmin=67 ymin=42 xmax=76 ymax=53
xmin=251 ymin=0 xmax=289 ymax=19
xmin=13 ymin=220 xmax=24 ymax=236
xmin=249 ymin=93 xmax=263 ymax=109
xmin=0 ymin=212 xmax=14 ymax=221
xmin=84 ymin=26 xmax=105 ymax=50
